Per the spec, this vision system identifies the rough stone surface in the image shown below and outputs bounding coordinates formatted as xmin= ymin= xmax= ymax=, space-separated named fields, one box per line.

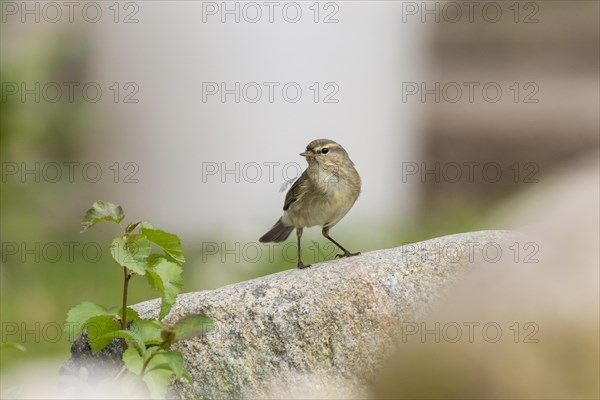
xmin=60 ymin=329 xmax=125 ymax=380
xmin=133 ymin=230 xmax=516 ymax=399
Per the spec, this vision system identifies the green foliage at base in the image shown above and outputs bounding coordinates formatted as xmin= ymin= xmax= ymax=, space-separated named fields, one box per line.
xmin=64 ymin=201 xmax=212 ymax=398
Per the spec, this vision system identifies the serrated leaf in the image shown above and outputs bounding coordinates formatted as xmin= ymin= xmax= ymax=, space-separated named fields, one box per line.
xmin=81 ymin=201 xmax=124 ymax=233
xmin=84 ymin=314 xmax=121 ymax=353
xmin=110 ymin=237 xmax=151 ymax=275
xmin=66 ymin=301 xmax=108 ymax=328
xmin=121 ymin=307 xmax=140 ymax=323
xmin=141 ymin=228 xmax=185 ymax=265
xmin=146 ymin=256 xmax=183 ymax=319
xmin=172 ymin=314 xmax=213 ymax=342
xmin=65 ymin=301 xmax=116 ymax=341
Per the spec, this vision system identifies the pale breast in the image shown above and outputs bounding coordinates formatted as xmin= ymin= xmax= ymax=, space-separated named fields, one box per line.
xmin=285 ymin=171 xmax=360 ymax=229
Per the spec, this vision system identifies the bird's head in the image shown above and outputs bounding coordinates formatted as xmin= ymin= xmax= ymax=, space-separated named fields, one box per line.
xmin=300 ymin=139 xmax=353 ymax=169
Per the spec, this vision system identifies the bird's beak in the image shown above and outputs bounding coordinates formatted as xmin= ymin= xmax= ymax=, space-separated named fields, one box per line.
xmin=300 ymin=151 xmax=315 ymax=158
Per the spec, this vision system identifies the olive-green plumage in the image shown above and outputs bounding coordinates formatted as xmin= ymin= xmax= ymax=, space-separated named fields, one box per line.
xmin=259 ymin=139 xmax=361 ymax=269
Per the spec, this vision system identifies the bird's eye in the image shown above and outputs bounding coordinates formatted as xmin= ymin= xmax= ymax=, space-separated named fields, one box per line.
xmin=321 ymin=148 xmax=329 ymax=154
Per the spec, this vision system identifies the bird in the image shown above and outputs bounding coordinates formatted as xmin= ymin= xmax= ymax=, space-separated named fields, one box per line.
xmin=259 ymin=139 xmax=361 ymax=269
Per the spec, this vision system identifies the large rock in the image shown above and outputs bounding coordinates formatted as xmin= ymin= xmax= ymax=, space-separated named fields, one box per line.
xmin=134 ymin=230 xmax=516 ymax=398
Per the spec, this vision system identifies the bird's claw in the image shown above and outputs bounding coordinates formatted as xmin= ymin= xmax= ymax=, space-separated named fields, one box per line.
xmin=335 ymin=251 xmax=361 ymax=259
xmin=297 ymin=262 xmax=311 ymax=269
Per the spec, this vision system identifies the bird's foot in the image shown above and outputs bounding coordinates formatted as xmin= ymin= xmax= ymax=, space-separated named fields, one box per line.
xmin=335 ymin=251 xmax=361 ymax=259
xmin=297 ymin=261 xmax=311 ymax=269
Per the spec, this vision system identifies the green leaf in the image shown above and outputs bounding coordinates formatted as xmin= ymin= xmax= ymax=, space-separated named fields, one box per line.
xmin=141 ymin=228 xmax=185 ymax=265
xmin=182 ymin=370 xmax=194 ymax=384
xmin=143 ymin=364 xmax=173 ymax=399
xmin=81 ymin=201 xmax=124 ymax=233
xmin=124 ymin=347 xmax=188 ymax=398
xmin=146 ymin=351 xmax=185 ymax=379
xmin=66 ymin=301 xmax=108 ymax=329
xmin=129 ymin=319 xmax=164 ymax=347
xmin=121 ymin=307 xmax=140 ymax=323
xmin=0 ymin=342 xmax=26 ymax=352
xmin=84 ymin=314 xmax=121 ymax=353
xmin=172 ymin=314 xmax=213 ymax=342
xmin=65 ymin=301 xmax=117 ymax=341
xmin=146 ymin=256 xmax=183 ymax=319
xmin=146 ymin=351 xmax=194 ymax=395
xmin=87 ymin=307 xmax=143 ymax=351
xmin=110 ymin=237 xmax=151 ymax=275
xmin=111 ymin=330 xmax=146 ymax=353
xmin=123 ymin=347 xmax=143 ymax=375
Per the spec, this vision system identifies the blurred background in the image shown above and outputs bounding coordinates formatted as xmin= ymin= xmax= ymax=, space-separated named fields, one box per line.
xmin=1 ymin=0 xmax=598 ymax=397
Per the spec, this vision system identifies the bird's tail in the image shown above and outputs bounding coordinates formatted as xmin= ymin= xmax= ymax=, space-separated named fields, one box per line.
xmin=259 ymin=218 xmax=294 ymax=243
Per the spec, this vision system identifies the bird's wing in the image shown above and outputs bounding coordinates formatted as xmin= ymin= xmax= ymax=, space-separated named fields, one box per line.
xmin=283 ymin=172 xmax=306 ymax=211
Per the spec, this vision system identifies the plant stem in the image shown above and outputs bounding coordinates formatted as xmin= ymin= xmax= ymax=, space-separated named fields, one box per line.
xmin=122 ymin=267 xmax=131 ymax=330
xmin=140 ymin=353 xmax=154 ymax=377
xmin=119 ymin=221 xmax=129 ymax=330
xmin=114 ymin=365 xmax=127 ymax=381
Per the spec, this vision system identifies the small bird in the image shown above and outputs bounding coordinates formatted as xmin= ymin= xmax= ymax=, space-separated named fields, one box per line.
xmin=259 ymin=139 xmax=362 ymax=269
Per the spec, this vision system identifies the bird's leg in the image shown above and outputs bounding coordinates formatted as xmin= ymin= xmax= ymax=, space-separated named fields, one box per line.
xmin=296 ymin=228 xmax=310 ymax=269
xmin=322 ymin=227 xmax=360 ymax=258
